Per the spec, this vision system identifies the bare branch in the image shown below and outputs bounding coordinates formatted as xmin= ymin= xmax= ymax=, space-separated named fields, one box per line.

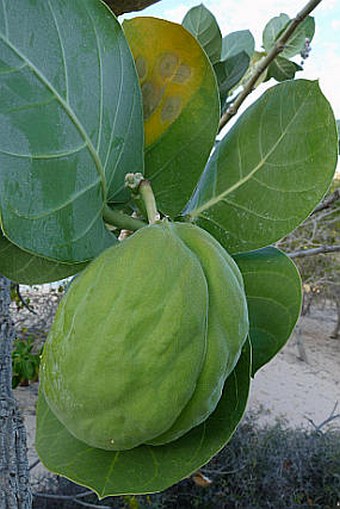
xmin=13 ymin=283 xmax=37 ymax=315
xmin=219 ymin=0 xmax=323 ymax=132
xmin=312 ymin=188 xmax=340 ymax=214
xmin=102 ymin=0 xmax=161 ymax=16
xmin=305 ymin=401 xmax=340 ymax=433
xmin=74 ymin=500 xmax=112 ymax=509
xmin=33 ymin=490 xmax=110 ymax=508
xmin=289 ymin=245 xmax=340 ymax=258
xmin=29 ymin=458 xmax=41 ymax=471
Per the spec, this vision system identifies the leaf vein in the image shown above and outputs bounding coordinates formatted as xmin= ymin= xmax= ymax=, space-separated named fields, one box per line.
xmin=0 ymin=143 xmax=87 ymax=160
xmin=251 ymin=175 xmax=317 ymax=194
xmin=190 ymin=85 xmax=314 ymax=218
xmin=221 ymin=197 xmax=294 ymax=222
xmin=0 ymin=31 xmax=107 ymax=200
xmin=101 ymin=452 xmax=120 ymax=496
xmin=85 ymin=5 xmax=104 ymax=154
xmin=10 ymin=179 xmax=100 ymax=220
xmin=1 ymin=0 xmax=8 ymax=38
xmin=47 ymin=0 xmax=69 ymax=102
xmin=107 ymin=91 xmax=137 ymax=198
xmin=103 ymin=36 xmax=124 ymax=175
xmin=2 ymin=96 xmax=57 ymax=114
xmin=0 ymin=62 xmax=27 ymax=75
xmin=246 ymin=294 xmax=292 ymax=313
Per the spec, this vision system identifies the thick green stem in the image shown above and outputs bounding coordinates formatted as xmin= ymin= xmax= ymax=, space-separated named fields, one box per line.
xmin=138 ymin=180 xmax=161 ymax=224
xmin=125 ymin=173 xmax=161 ymax=225
xmin=103 ymin=205 xmax=146 ymax=231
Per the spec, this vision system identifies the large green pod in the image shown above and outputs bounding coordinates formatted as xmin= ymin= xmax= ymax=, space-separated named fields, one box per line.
xmin=41 ymin=222 xmax=248 ymax=451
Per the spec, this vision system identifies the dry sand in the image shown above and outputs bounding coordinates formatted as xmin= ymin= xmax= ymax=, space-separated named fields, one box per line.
xmin=248 ymin=309 xmax=340 ymax=429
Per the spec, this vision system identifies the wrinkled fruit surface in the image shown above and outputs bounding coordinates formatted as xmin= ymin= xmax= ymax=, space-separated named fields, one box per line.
xmin=41 ymin=222 xmax=248 ymax=451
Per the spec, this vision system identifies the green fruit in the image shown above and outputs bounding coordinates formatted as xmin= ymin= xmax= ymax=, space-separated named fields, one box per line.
xmin=148 ymin=223 xmax=248 ymax=445
xmin=41 ymin=222 xmax=248 ymax=451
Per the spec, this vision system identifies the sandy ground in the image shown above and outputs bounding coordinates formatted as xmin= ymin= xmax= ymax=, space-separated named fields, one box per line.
xmin=11 ymin=291 xmax=340 ymax=486
xmin=248 ymin=309 xmax=340 ymax=429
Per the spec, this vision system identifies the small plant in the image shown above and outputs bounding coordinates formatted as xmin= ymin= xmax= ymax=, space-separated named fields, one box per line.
xmin=12 ymin=336 xmax=41 ymax=389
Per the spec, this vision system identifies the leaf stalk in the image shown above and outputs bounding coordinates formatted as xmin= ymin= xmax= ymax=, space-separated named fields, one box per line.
xmin=103 ymin=205 xmax=146 ymax=231
xmin=125 ymin=173 xmax=161 ymax=224
xmin=138 ymin=180 xmax=161 ymax=224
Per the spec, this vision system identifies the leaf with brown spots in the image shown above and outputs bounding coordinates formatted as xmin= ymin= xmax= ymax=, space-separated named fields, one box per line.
xmin=124 ymin=17 xmax=220 ymax=217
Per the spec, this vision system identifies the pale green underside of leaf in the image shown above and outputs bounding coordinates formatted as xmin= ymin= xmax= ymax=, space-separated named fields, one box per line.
xmin=0 ymin=231 xmax=87 ymax=284
xmin=263 ymin=14 xmax=315 ymax=59
xmin=184 ymin=80 xmax=338 ymax=254
xmin=267 ymin=56 xmax=302 ymax=82
xmin=221 ymin=30 xmax=255 ymax=61
xmin=280 ymin=17 xmax=315 ymax=60
xmin=182 ymin=4 xmax=222 ymax=64
xmin=214 ymin=51 xmax=250 ymax=105
xmin=234 ymin=247 xmax=302 ymax=375
xmin=263 ymin=13 xmax=290 ymax=54
xmin=0 ymin=0 xmax=143 ymax=263
xmin=36 ymin=341 xmax=251 ymax=498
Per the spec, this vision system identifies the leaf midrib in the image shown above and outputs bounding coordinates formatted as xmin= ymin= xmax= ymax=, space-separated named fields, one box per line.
xmin=189 ymin=84 xmax=313 ymax=218
xmin=0 ymin=30 xmax=107 ymax=200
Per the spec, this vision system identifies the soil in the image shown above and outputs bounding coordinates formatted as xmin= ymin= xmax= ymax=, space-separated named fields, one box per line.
xmin=248 ymin=307 xmax=340 ymax=430
xmin=10 ymin=289 xmax=340 ymax=489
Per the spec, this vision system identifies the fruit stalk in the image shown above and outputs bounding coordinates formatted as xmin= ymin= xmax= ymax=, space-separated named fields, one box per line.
xmin=125 ymin=173 xmax=161 ymax=224
xmin=138 ymin=180 xmax=161 ymax=224
xmin=103 ymin=205 xmax=146 ymax=231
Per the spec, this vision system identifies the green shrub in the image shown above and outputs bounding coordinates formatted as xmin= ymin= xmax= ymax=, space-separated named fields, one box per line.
xmin=12 ymin=337 xmax=41 ymax=389
xmin=32 ymin=415 xmax=340 ymax=509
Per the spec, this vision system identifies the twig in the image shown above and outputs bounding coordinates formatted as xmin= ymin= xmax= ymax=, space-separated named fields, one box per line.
xmin=218 ymin=0 xmax=324 ymax=132
xmin=74 ymin=491 xmax=97 ymax=499
xmin=305 ymin=401 xmax=340 ymax=433
xmin=33 ymin=492 xmax=80 ymax=501
xmin=289 ymin=245 xmax=340 ymax=258
xmin=312 ymin=189 xmax=340 ymax=214
xmin=74 ymin=500 xmax=112 ymax=509
xmin=13 ymin=284 xmax=37 ymax=315
xmin=201 ymin=463 xmax=248 ymax=476
xmin=29 ymin=458 xmax=40 ymax=471
xmin=33 ymin=492 xmax=79 ymax=500
xmin=33 ymin=490 xmax=110 ymax=508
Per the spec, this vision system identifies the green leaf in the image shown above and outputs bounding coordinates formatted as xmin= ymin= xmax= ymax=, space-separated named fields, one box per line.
xmin=262 ymin=13 xmax=289 ymax=53
xmin=214 ymin=52 xmax=250 ymax=107
xmin=182 ymin=4 xmax=222 ymax=64
xmin=266 ymin=56 xmax=302 ymax=82
xmin=262 ymin=14 xmax=315 ymax=59
xmin=124 ymin=17 xmax=220 ymax=217
xmin=0 ymin=230 xmax=87 ymax=284
xmin=281 ymin=16 xmax=315 ymax=60
xmin=234 ymin=247 xmax=302 ymax=375
xmin=221 ymin=30 xmax=255 ymax=60
xmin=184 ymin=80 xmax=338 ymax=254
xmin=0 ymin=0 xmax=143 ymax=263
xmin=36 ymin=340 xmax=251 ymax=497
